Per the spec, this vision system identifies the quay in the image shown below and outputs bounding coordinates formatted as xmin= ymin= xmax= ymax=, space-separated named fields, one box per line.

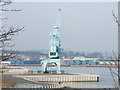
xmin=15 ymin=73 xmax=99 ymax=82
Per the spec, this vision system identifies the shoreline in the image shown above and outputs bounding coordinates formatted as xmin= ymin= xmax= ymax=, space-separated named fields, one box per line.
xmin=9 ymin=64 xmax=118 ymax=68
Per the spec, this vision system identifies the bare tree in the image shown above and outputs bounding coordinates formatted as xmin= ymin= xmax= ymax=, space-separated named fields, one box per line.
xmin=0 ymin=0 xmax=24 ymax=61
xmin=112 ymin=7 xmax=120 ymax=89
xmin=112 ymin=10 xmax=120 ymax=27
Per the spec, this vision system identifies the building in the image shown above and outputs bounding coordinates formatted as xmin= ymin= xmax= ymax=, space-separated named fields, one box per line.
xmin=0 ymin=61 xmax=11 ymax=65
xmin=10 ymin=60 xmax=40 ymax=65
xmin=64 ymin=57 xmax=100 ymax=65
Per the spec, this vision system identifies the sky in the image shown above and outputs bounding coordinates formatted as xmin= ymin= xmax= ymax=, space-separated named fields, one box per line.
xmin=4 ymin=2 xmax=118 ymax=52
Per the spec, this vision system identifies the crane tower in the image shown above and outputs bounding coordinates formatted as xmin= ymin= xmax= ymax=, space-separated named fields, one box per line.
xmin=41 ymin=9 xmax=63 ymax=73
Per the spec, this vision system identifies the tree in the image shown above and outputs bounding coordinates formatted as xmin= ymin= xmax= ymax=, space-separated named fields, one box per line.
xmin=0 ymin=0 xmax=24 ymax=61
xmin=112 ymin=3 xmax=120 ymax=89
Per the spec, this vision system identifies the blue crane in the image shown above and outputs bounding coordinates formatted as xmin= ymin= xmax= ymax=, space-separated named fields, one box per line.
xmin=41 ymin=9 xmax=63 ymax=73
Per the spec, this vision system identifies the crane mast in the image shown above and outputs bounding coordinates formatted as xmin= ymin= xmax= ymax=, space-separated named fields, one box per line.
xmin=49 ymin=9 xmax=62 ymax=59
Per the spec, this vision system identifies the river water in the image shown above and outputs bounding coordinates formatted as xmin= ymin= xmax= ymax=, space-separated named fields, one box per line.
xmin=14 ymin=66 xmax=118 ymax=88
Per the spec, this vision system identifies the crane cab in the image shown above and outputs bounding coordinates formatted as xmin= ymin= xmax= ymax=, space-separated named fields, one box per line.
xmin=49 ymin=52 xmax=59 ymax=59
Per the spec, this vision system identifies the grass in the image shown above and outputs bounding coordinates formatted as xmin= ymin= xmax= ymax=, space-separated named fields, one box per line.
xmin=0 ymin=79 xmax=16 ymax=88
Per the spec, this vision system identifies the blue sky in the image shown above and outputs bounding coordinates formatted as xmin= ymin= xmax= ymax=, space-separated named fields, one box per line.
xmin=5 ymin=2 xmax=118 ymax=52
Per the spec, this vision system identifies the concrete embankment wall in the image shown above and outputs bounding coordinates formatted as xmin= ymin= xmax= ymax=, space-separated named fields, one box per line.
xmin=16 ymin=73 xmax=99 ymax=82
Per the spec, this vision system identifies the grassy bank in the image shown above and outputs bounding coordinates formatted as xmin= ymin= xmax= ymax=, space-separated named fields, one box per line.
xmin=0 ymin=80 xmax=16 ymax=88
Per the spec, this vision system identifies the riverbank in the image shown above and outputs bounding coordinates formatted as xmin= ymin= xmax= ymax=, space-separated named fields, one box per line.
xmin=1 ymin=75 xmax=51 ymax=88
xmin=1 ymin=87 xmax=118 ymax=90
xmin=10 ymin=64 xmax=118 ymax=68
xmin=0 ymin=67 xmax=118 ymax=89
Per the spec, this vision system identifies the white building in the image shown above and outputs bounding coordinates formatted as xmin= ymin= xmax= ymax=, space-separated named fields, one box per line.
xmin=0 ymin=61 xmax=11 ymax=65
xmin=73 ymin=56 xmax=100 ymax=60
